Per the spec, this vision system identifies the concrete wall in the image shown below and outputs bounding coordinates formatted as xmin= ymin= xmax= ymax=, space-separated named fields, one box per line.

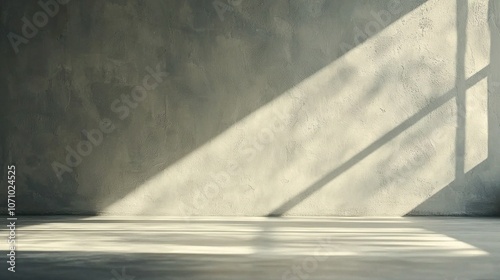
xmin=0 ymin=0 xmax=499 ymax=216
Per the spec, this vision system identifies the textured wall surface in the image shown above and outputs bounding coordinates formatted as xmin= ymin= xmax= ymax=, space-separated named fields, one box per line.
xmin=0 ymin=0 xmax=499 ymax=216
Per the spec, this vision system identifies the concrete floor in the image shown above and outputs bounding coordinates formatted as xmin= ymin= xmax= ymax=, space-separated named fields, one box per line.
xmin=1 ymin=217 xmax=499 ymax=280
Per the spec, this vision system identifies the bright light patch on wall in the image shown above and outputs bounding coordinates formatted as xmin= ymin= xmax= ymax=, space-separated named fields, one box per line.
xmin=465 ymin=78 xmax=489 ymax=173
xmin=101 ymin=0 xmax=491 ymax=216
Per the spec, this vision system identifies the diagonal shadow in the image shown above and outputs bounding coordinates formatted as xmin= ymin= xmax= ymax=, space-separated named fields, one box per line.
xmin=267 ymin=0 xmax=500 ymax=216
xmin=410 ymin=0 xmax=500 ymax=216
xmin=0 ymin=0 xmax=426 ymax=215
xmin=268 ymin=64 xmax=489 ymax=216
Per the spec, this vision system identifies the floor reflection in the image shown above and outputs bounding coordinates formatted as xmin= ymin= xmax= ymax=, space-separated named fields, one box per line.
xmin=3 ymin=217 xmax=500 ymax=280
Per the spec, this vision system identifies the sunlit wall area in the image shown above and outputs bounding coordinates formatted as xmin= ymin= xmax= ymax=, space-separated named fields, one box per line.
xmin=106 ymin=0 xmax=496 ymax=216
xmin=0 ymin=0 xmax=498 ymax=216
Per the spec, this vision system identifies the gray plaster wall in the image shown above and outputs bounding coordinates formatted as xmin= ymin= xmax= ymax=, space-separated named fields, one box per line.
xmin=0 ymin=0 xmax=499 ymax=216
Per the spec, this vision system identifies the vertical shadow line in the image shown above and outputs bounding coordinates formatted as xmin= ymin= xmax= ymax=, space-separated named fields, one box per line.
xmin=455 ymin=0 xmax=468 ymax=181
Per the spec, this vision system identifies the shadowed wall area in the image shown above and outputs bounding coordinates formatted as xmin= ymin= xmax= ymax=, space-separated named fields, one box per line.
xmin=0 ymin=0 xmax=498 ymax=216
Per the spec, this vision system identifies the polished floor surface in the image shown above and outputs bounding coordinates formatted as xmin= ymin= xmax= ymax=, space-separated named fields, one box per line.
xmin=1 ymin=217 xmax=499 ymax=279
